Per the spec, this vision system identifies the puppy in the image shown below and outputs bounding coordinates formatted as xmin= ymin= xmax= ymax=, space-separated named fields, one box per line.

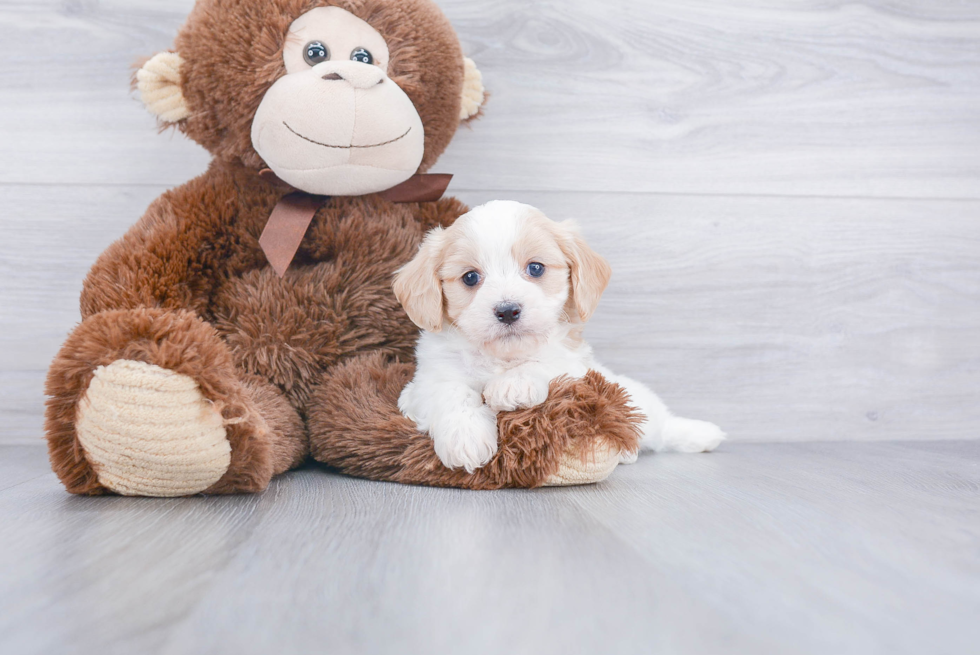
xmin=392 ymin=200 xmax=725 ymax=472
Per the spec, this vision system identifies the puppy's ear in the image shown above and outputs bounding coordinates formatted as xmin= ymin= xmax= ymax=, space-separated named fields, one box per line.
xmin=558 ymin=221 xmax=612 ymax=322
xmin=393 ymin=228 xmax=447 ymax=332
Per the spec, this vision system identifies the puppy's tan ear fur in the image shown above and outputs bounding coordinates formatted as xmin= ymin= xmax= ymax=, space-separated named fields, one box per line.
xmin=136 ymin=52 xmax=190 ymax=123
xmin=393 ymin=228 xmax=447 ymax=333
xmin=558 ymin=221 xmax=612 ymax=322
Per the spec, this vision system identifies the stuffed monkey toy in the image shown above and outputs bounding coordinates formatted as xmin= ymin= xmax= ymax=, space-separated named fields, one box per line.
xmin=44 ymin=0 xmax=640 ymax=496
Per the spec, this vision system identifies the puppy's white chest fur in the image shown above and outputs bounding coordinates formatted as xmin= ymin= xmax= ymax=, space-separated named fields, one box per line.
xmin=404 ymin=325 xmax=592 ymax=412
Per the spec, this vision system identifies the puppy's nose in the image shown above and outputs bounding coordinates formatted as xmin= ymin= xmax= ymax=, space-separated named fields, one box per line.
xmin=494 ymin=302 xmax=522 ymax=325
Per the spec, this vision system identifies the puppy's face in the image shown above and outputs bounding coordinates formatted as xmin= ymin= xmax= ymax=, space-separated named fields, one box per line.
xmin=393 ymin=201 xmax=611 ymax=358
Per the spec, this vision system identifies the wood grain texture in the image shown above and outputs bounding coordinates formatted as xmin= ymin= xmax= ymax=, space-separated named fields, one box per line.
xmin=3 ymin=185 xmax=978 ymax=444
xmin=0 ymin=184 xmax=162 ymax=445
xmin=0 ymin=1 xmax=977 ymax=197
xmin=1 ymin=442 xmax=977 ymax=655
xmin=2 ymin=1 xmax=978 ymax=444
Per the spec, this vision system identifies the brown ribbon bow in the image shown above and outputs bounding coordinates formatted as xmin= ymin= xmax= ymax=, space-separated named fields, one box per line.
xmin=257 ymin=172 xmax=453 ymax=278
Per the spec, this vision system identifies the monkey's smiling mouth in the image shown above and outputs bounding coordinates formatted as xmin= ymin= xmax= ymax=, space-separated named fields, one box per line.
xmin=283 ymin=122 xmax=412 ymax=149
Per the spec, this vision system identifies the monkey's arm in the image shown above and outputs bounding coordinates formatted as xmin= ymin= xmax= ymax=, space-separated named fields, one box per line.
xmin=79 ymin=168 xmax=267 ymax=319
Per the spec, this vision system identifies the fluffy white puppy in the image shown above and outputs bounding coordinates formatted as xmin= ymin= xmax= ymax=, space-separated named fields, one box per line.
xmin=393 ymin=200 xmax=725 ymax=473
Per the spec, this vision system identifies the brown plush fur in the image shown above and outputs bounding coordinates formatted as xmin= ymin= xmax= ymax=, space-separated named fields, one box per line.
xmin=45 ymin=308 xmax=284 ymax=494
xmin=44 ymin=0 xmax=639 ymax=495
xmin=308 ymin=354 xmax=642 ymax=489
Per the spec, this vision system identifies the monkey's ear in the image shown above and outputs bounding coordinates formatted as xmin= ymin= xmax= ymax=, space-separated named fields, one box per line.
xmin=459 ymin=57 xmax=486 ymax=121
xmin=136 ymin=52 xmax=190 ymax=123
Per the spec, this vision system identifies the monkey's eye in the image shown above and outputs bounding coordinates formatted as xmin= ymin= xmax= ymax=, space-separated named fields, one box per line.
xmin=526 ymin=262 xmax=545 ymax=278
xmin=462 ymin=271 xmax=481 ymax=287
xmin=350 ymin=48 xmax=374 ymax=65
xmin=304 ymin=41 xmax=330 ymax=66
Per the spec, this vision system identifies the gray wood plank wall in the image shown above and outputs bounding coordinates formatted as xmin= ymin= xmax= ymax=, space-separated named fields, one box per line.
xmin=2 ymin=0 xmax=978 ymax=445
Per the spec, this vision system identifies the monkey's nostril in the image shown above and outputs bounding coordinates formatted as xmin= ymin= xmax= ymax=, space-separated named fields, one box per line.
xmin=322 ymin=73 xmax=343 ymax=81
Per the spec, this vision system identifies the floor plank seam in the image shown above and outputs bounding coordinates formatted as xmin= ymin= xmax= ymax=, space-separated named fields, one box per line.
xmin=2 ymin=181 xmax=980 ymax=204
xmin=0 ymin=473 xmax=53 ymax=493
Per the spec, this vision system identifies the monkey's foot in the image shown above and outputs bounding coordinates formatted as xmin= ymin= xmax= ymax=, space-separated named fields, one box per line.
xmin=542 ymin=438 xmax=622 ymax=486
xmin=75 ymin=360 xmax=231 ymax=496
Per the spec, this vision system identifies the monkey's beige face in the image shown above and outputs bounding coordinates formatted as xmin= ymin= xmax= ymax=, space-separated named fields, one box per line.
xmin=250 ymin=7 xmax=426 ymax=195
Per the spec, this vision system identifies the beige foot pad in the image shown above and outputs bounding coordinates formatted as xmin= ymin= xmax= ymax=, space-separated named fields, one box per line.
xmin=75 ymin=360 xmax=231 ymax=497
xmin=543 ymin=439 xmax=622 ymax=487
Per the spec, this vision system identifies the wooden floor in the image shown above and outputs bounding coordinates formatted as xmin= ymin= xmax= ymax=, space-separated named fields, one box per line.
xmin=1 ymin=441 xmax=978 ymax=655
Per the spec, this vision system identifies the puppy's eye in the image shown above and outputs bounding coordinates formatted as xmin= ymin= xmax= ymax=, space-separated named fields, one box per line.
xmin=526 ymin=262 xmax=545 ymax=278
xmin=350 ymin=48 xmax=374 ymax=65
xmin=304 ymin=41 xmax=330 ymax=66
xmin=462 ymin=271 xmax=481 ymax=287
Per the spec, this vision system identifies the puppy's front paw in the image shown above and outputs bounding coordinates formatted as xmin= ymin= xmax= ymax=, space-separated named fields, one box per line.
xmin=483 ymin=372 xmax=550 ymax=413
xmin=430 ymin=405 xmax=499 ymax=473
